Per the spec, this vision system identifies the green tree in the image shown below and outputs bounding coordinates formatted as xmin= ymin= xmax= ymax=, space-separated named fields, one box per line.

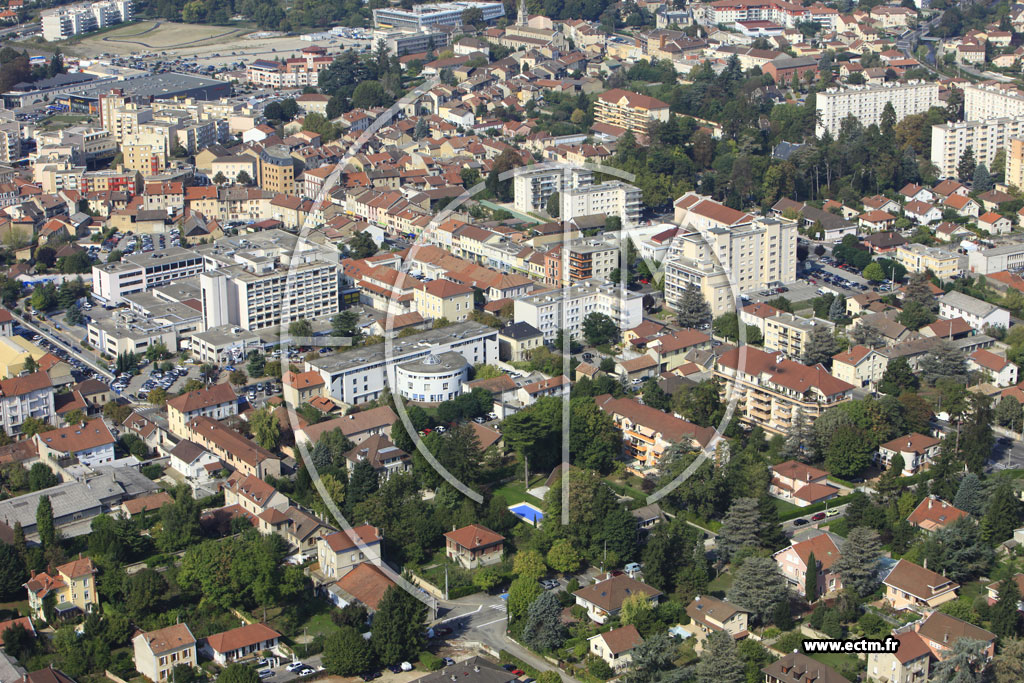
xmin=582 ymin=312 xmax=617 ymax=346
xmin=677 ymin=286 xmax=711 ymax=329
xmin=19 ymin=417 xmax=50 ymax=438
xmin=28 ymin=462 xmax=58 ymax=491
xmin=217 ymin=664 xmax=259 ymax=683
xmin=323 ymin=626 xmax=373 ymax=675
xmin=862 ymin=262 xmax=886 ymax=282
xmin=930 ymin=638 xmax=990 ymax=683
xmin=958 ymin=147 xmax=977 ymax=182
xmin=157 ymin=487 xmax=201 ymax=552
xmin=991 ymin=574 xmax=1022 ymax=639
xmin=370 ymin=586 xmax=427 ymax=665
xmin=0 ymin=543 xmax=26 ymax=600
xmin=507 ymin=576 xmax=544 ymax=637
xmin=982 ymin=479 xmax=1022 ymax=544
xmin=694 ymin=630 xmax=744 ymax=683
xmin=36 ymin=495 xmax=55 ymax=549
xmin=717 ymin=497 xmax=762 ymax=563
xmin=974 ymin=163 xmax=993 ymax=194
xmin=288 ymin=319 xmax=313 ymax=339
xmin=513 ymin=549 xmax=546 ymax=581
xmin=727 ymin=556 xmax=789 ymax=624
xmin=250 ymin=408 xmax=281 ymax=451
xmin=804 ymin=551 xmax=818 ymax=602
xmin=546 ymin=191 xmax=560 ymax=218
xmin=641 ymin=379 xmax=671 ymax=412
xmin=546 ymin=538 xmax=580 ymax=574
xmin=802 ymin=325 xmax=840 ymax=367
xmin=349 ymin=231 xmax=378 ymax=259
xmin=832 ymin=527 xmax=881 ymax=596
xmin=522 ymin=591 xmax=565 ymax=651
xmin=878 ymin=357 xmax=919 ymax=395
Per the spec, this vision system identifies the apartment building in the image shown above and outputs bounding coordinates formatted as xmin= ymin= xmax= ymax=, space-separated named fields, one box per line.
xmin=256 ymin=145 xmax=297 ymax=195
xmin=0 ymin=371 xmax=54 ymax=437
xmin=25 ymin=556 xmax=98 ymax=621
xmin=895 ymin=242 xmax=963 ymax=280
xmin=35 ymin=418 xmax=116 ymax=471
xmin=595 ymin=394 xmax=715 ymax=474
xmin=561 ymin=240 xmax=619 ymax=283
xmin=938 ymin=290 xmax=1011 ymax=330
xmin=963 ymin=83 xmax=1024 ymax=120
xmin=92 ymin=247 xmax=205 ymax=304
xmin=306 ymin=321 xmax=498 ymax=406
xmin=0 ymin=124 xmax=22 ymax=164
xmin=374 ymin=29 xmax=451 ymax=56
xmin=41 ymin=0 xmax=132 ymax=41
xmin=931 ymin=117 xmax=1024 ymax=179
xmin=133 ymin=624 xmax=197 ymax=683
xmin=514 ymin=279 xmax=643 ymax=343
xmin=714 ymin=346 xmax=855 ymax=435
xmin=372 ymin=2 xmax=505 ymax=30
xmin=198 ymin=230 xmax=340 ymax=332
xmin=703 ymin=0 xmax=838 ymax=29
xmin=561 ymin=181 xmax=643 ymax=226
xmin=413 ymin=279 xmax=474 ymax=323
xmin=763 ymin=313 xmax=834 ymax=359
xmin=1007 ymin=136 xmax=1024 ymax=189
xmin=244 ymin=46 xmax=335 ymax=88
xmin=513 ymin=167 xmax=593 ymax=215
xmin=815 ymin=82 xmax=939 ymax=137
xmin=594 ymin=89 xmax=670 ymax=136
xmin=166 ymin=382 xmax=238 ymax=439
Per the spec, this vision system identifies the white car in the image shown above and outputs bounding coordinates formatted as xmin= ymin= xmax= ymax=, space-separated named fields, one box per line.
xmin=286 ymin=662 xmax=305 ymax=672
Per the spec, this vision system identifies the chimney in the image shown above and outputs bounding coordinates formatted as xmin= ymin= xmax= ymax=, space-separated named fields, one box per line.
xmin=659 ymin=35 xmax=667 ymax=48
xmin=928 ymin=498 xmax=933 ymax=509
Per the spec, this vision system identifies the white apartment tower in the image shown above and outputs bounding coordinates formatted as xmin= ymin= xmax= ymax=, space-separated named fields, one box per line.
xmin=561 ymin=181 xmax=643 ymax=226
xmin=513 ymin=167 xmax=593 ymax=215
xmin=931 ymin=117 xmax=1024 ymax=179
xmin=815 ymin=81 xmax=939 ymax=137
xmin=513 ymin=279 xmax=644 ymax=343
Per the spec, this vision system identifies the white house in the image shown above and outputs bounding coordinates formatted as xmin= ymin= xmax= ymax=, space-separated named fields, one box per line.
xmin=168 ymin=440 xmax=222 ymax=488
xmin=588 ymin=625 xmax=643 ymax=671
xmin=201 ymin=623 xmax=282 ymax=665
xmin=938 ymin=290 xmax=1011 ymax=331
xmin=979 ymin=211 xmax=1013 ymax=235
xmin=969 ymin=349 xmax=1018 ymax=386
xmin=573 ymin=573 xmax=661 ymax=624
xmin=34 ymin=419 xmax=115 ymax=469
xmin=904 ymin=200 xmax=943 ymax=224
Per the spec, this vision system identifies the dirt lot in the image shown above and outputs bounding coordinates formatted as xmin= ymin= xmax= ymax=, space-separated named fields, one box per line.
xmin=66 ymin=20 xmax=370 ymax=67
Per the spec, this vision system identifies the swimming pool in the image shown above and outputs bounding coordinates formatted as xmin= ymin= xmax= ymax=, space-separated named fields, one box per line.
xmin=509 ymin=502 xmax=544 ymax=525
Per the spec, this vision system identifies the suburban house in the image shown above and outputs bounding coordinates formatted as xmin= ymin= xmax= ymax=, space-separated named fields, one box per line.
xmin=573 ymin=573 xmax=661 ymax=624
xmin=876 ymin=433 xmax=941 ymax=476
xmin=763 ymin=652 xmax=851 ymax=683
xmin=315 ymin=524 xmax=383 ymax=580
xmin=24 ymin=556 xmax=98 ymax=622
xmin=985 ymin=573 xmax=1024 ymax=605
xmin=223 ymin=473 xmax=289 ymax=517
xmin=34 ymin=419 xmax=116 ymax=471
xmin=201 ymin=623 xmax=282 ymax=665
xmin=768 ymin=460 xmax=840 ymax=507
xmin=133 ymin=624 xmax=197 ymax=683
xmin=296 ymin=406 xmax=398 ymax=445
xmin=444 ymin=524 xmax=505 ymax=569
xmin=913 ymin=611 xmax=996 ymax=660
xmin=342 ymin=435 xmax=412 ymax=481
xmin=684 ymin=595 xmax=749 ymax=648
xmin=906 ymin=496 xmax=968 ymax=532
xmin=773 ymin=533 xmax=843 ymax=598
xmin=168 ymin=440 xmax=222 ymax=489
xmin=883 ymin=559 xmax=959 ymax=611
xmin=166 ymin=383 xmax=239 ymax=439
xmin=938 ymin=291 xmax=1011 ymax=331
xmin=867 ymin=630 xmax=932 ymax=683
xmin=978 ymin=211 xmax=1012 ymax=235
xmin=282 ymin=370 xmax=326 ymax=407
xmin=588 ymin=625 xmax=643 ymax=671
xmin=968 ymin=349 xmax=1018 ymax=386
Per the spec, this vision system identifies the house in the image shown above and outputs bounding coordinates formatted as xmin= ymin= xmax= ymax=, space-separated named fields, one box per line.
xmin=168 ymin=440 xmax=222 ymax=489
xmin=968 ymin=348 xmax=1018 ymax=386
xmin=316 ymin=524 xmax=383 ymax=580
xmin=282 ymin=370 xmax=325 ymax=407
xmin=914 ymin=611 xmax=996 ymax=660
xmin=831 ymin=345 xmax=887 ymax=388
xmin=883 ymin=559 xmax=959 ymax=610
xmin=985 ymin=573 xmax=1024 ymax=605
xmin=201 ymin=623 xmax=281 ymax=665
xmin=920 ymin=317 xmax=974 ymax=340
xmin=573 ymin=572 xmax=661 ymax=624
xmin=342 ymin=435 xmax=411 ymax=480
xmin=867 ymin=630 xmax=931 ymax=683
xmin=904 ymin=200 xmax=942 ymax=224
xmin=763 ymin=652 xmax=851 ymax=683
xmin=120 ymin=492 xmax=174 ymax=519
xmin=166 ymin=382 xmax=238 ymax=439
xmin=497 ymin=322 xmax=543 ymax=363
xmin=938 ymin=290 xmax=1010 ymax=331
xmin=594 ymin=394 xmax=714 ymax=474
xmin=685 ymin=595 xmax=749 ymax=648
xmin=24 ymin=556 xmax=98 ymax=622
xmin=34 ymin=419 xmax=116 ymax=471
xmin=296 ymin=406 xmax=398 ymax=445
xmin=410 ymin=657 xmax=517 ymax=683
xmin=978 ymin=211 xmax=1012 ymax=235
xmin=769 ymin=460 xmax=840 ymax=507
xmin=133 ymin=624 xmax=197 ymax=683
xmin=444 ymin=523 xmax=504 ymax=569
xmin=0 ymin=617 xmax=33 ymax=646
xmin=942 ymin=195 xmax=979 ymax=219
xmin=222 ymin=473 xmax=289 ymax=517
xmin=900 ymin=183 xmax=935 ymax=203
xmin=588 ymin=625 xmax=643 ymax=671
xmin=933 ymin=179 xmax=969 ymax=198
xmin=907 ymin=496 xmax=968 ymax=532
xmin=773 ymin=532 xmax=844 ymax=598
xmin=328 ymin=562 xmax=397 ymax=612
xmin=15 ymin=669 xmax=79 ymax=683
xmin=876 ymin=433 xmax=941 ymax=476
xmin=859 ymin=210 xmax=897 ymax=231
xmin=256 ymin=505 xmax=331 ymax=560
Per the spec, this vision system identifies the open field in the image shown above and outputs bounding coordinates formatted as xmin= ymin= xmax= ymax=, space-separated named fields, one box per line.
xmin=65 ymin=20 xmax=371 ymax=68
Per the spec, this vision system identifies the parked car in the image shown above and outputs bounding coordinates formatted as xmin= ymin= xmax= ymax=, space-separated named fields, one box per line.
xmin=811 ymin=512 xmax=827 ymax=522
xmin=286 ymin=662 xmax=305 ymax=672
xmin=792 ymin=518 xmax=809 ymax=526
xmin=539 ymin=578 xmax=559 ymax=590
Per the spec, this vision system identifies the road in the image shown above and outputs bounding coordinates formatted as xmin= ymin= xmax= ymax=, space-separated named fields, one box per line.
xmin=782 ymin=502 xmax=849 ymax=536
xmin=986 ymin=436 xmax=1024 ymax=472
xmin=12 ymin=310 xmax=113 ymax=380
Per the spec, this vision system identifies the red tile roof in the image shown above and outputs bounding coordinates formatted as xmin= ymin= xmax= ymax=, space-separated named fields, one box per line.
xmin=334 ymin=563 xmax=396 ymax=610
xmin=205 ymin=623 xmax=281 ymax=654
xmin=323 ymin=524 xmax=381 ymax=553
xmin=907 ymin=496 xmax=967 ymax=530
xmin=167 ymin=382 xmax=237 ymax=414
xmin=444 ymin=523 xmax=504 ymax=550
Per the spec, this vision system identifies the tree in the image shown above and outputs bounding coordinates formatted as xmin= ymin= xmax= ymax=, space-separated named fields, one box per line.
xmin=727 ymin=556 xmax=789 ymax=624
xmin=717 ymin=497 xmax=762 ymax=563
xmin=641 ymin=379 xmax=671 ymax=412
xmin=19 ymin=417 xmax=50 ymax=439
xmin=124 ymin=568 xmax=168 ymax=620
xmin=324 ymin=626 xmax=372 ymax=675
xmin=862 ymin=262 xmax=886 ymax=282
xmin=546 ymin=191 xmax=560 ymax=218
xmin=897 ymin=300 xmax=936 ymax=330
xmin=507 ymin=576 xmax=544 ymax=637
xmin=546 ymin=538 xmax=580 ymax=574
xmin=919 ymin=341 xmax=967 ymax=385
xmin=930 ymin=638 xmax=990 ymax=683
xmin=229 ymin=369 xmax=248 ymax=386
xmin=996 ymin=395 xmax=1024 ymax=431
xmin=513 ymin=549 xmax=546 ymax=581
xmin=212 ymin=172 xmax=227 ymax=184
xmin=217 ymin=664 xmax=259 ymax=683
xmin=804 ymin=551 xmax=818 ymax=602
xmin=347 ymin=459 xmax=378 ymax=508
xmin=0 ymin=543 xmax=26 ymax=600
xmin=677 ymin=286 xmax=711 ymax=329
xmin=974 ymin=163 xmax=993 ymax=194
xmin=832 ymin=526 xmax=881 ymax=596
xmin=371 ymin=586 xmax=426 ymax=665
xmin=147 ymin=387 xmax=168 ymax=406
xmin=802 ymin=325 xmax=840 ymax=367
xmin=982 ymin=479 xmax=1021 ymax=544
xmin=991 ymin=573 xmax=1021 ymax=639
xmin=250 ymin=408 xmax=281 ymax=451
xmin=36 ymin=495 xmax=55 ymax=549
xmin=349 ymin=231 xmax=378 ymax=259
xmin=237 ymin=170 xmax=253 ymax=185
xmin=994 ymin=638 xmax=1024 ymax=683
xmin=953 ymin=473 xmax=987 ymax=517
xmin=828 ymin=294 xmax=846 ymax=321
xmin=582 ymin=312 xmax=617 ymax=346
xmin=958 ymin=146 xmax=977 ymax=183
xmin=289 ymin=319 xmax=313 ymax=339
xmin=694 ymin=630 xmax=744 ymax=683
xmin=904 ymin=272 xmax=937 ymax=309
xmin=878 ymin=357 xmax=919 ymax=396
xmin=157 ymin=487 xmax=201 ymax=553
xmin=28 ymin=462 xmax=58 ymax=491
xmin=522 ymin=591 xmax=565 ymax=651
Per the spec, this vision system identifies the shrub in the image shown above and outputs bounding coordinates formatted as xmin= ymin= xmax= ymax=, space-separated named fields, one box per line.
xmin=419 ymin=653 xmax=443 ymax=671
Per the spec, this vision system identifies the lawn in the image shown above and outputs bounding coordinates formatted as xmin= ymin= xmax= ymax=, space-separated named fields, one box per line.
xmin=707 ymin=571 xmax=734 ymax=596
xmin=491 ymin=475 xmax=545 ymax=505
xmin=771 ymin=497 xmax=802 ymax=517
xmin=808 ymin=651 xmax=863 ymax=677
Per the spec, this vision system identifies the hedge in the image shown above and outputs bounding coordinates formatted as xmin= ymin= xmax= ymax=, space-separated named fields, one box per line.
xmin=777 ymin=494 xmax=855 ymax=522
xmin=498 ymin=650 xmax=540 ymax=678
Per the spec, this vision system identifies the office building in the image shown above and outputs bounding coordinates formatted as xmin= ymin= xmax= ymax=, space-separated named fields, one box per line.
xmin=931 ymin=117 xmax=1024 ymax=179
xmin=964 ymin=83 xmax=1024 ymax=121
xmin=305 ymin=321 xmax=498 ymax=406
xmin=395 ymin=351 xmax=470 ymax=403
xmin=513 ymin=278 xmax=643 ymax=343
xmin=198 ymin=230 xmax=340 ymax=332
xmin=595 ymin=89 xmax=670 ymax=136
xmin=41 ymin=0 xmax=132 ymax=42
xmin=513 ymin=167 xmax=593 ymax=215
xmin=561 ymin=181 xmax=642 ymax=226
xmin=91 ymin=247 xmax=205 ymax=304
xmin=372 ymin=2 xmax=505 ymax=30
xmin=373 ymin=29 xmax=451 ymax=57
xmin=256 ymin=144 xmax=296 ymax=195
xmin=815 ymin=82 xmax=939 ymax=137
